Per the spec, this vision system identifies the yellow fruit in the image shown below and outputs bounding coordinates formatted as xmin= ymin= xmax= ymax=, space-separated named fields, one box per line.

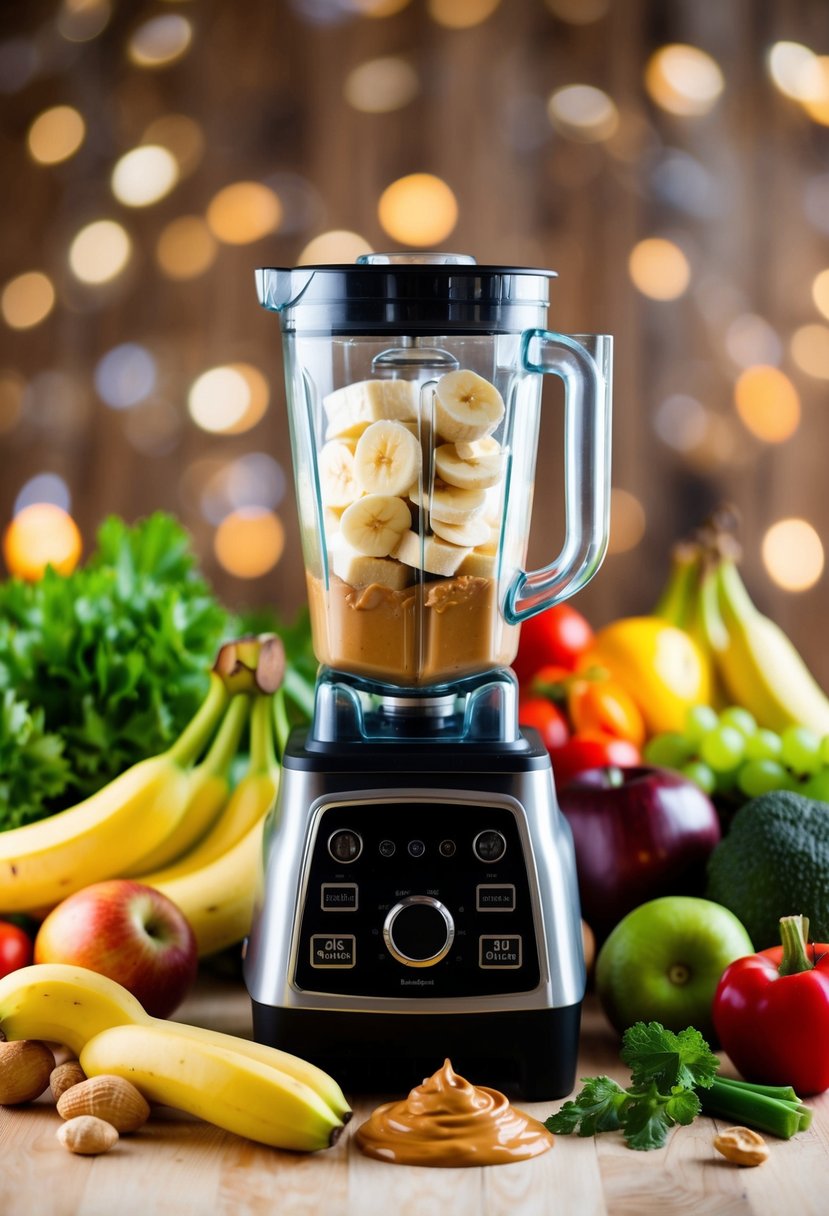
xmin=583 ymin=617 xmax=711 ymax=734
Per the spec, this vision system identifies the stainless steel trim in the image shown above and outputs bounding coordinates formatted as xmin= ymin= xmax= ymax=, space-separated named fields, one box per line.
xmin=383 ymin=895 xmax=455 ymax=967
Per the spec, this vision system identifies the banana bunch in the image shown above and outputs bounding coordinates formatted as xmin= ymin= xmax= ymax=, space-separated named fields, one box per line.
xmin=320 ymin=370 xmax=506 ymax=589
xmin=654 ymin=513 xmax=829 ymax=735
xmin=0 ymin=963 xmax=350 ymax=1150
xmin=0 ymin=637 xmax=285 ymax=960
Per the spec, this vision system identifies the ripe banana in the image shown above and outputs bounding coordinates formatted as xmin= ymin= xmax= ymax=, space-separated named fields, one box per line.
xmin=80 ymin=1023 xmax=345 ymax=1151
xmin=393 ymin=531 xmax=470 ymax=575
xmin=330 ymin=538 xmax=413 ymax=590
xmin=0 ymin=674 xmax=232 ymax=913
xmin=458 ymin=547 xmax=498 ymax=578
xmin=434 ymin=369 xmax=504 ymax=443
xmin=0 ymin=963 xmax=350 ymax=1123
xmin=709 ymin=559 xmax=829 ymax=733
xmin=434 ymin=439 xmax=505 ymax=490
xmin=652 ymin=542 xmax=702 ymax=630
xmin=353 ymin=419 xmax=422 ymax=497
xmin=431 ymin=515 xmax=491 ymax=548
xmin=409 ymin=479 xmax=486 ymax=525
xmin=340 ymin=493 xmax=411 ymax=557
xmin=319 ymin=438 xmax=359 ymax=508
xmin=323 ymin=378 xmax=418 ymax=440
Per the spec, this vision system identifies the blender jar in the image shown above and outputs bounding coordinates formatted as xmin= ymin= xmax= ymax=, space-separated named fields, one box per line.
xmin=256 ymin=254 xmax=611 ymax=690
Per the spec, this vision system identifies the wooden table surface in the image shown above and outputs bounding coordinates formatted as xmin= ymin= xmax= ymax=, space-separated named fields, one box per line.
xmin=1 ymin=972 xmax=827 ymax=1216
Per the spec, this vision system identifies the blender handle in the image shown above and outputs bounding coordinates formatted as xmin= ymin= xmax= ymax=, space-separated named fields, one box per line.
xmin=504 ymin=329 xmax=612 ymax=626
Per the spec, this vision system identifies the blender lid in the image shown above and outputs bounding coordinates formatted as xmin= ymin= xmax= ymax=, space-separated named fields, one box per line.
xmin=255 ymin=253 xmax=557 ymax=334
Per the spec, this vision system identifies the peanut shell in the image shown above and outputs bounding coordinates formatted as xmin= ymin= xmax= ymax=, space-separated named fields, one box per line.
xmin=50 ymin=1059 xmax=87 ymax=1102
xmin=0 ymin=1040 xmax=56 ymax=1105
xmin=57 ymin=1115 xmax=119 ymax=1155
xmin=57 ymin=1073 xmax=150 ymax=1133
xmin=713 ymin=1126 xmax=770 ymax=1166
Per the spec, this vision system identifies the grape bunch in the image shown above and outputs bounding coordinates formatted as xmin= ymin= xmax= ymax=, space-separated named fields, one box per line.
xmin=643 ymin=705 xmax=829 ymax=802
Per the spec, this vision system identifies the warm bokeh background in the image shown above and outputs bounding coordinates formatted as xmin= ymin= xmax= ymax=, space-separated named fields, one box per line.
xmin=1 ymin=0 xmax=828 ymax=677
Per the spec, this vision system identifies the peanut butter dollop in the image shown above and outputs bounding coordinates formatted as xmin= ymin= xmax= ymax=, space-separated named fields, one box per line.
xmin=354 ymin=1059 xmax=554 ymax=1167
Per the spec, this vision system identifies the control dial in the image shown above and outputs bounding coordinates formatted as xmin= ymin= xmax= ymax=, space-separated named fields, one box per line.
xmin=383 ymin=895 xmax=455 ymax=968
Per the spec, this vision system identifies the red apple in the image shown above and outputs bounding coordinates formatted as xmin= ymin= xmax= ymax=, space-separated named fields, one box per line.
xmin=557 ymin=765 xmax=721 ymax=942
xmin=34 ymin=880 xmax=198 ymax=1018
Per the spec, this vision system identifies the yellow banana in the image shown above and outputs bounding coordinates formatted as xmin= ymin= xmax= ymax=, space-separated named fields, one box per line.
xmin=0 ymin=674 xmax=229 ymax=913
xmin=124 ymin=694 xmax=252 ymax=875
xmin=80 ymin=1023 xmax=344 ymax=1151
xmin=0 ymin=963 xmax=350 ymax=1122
xmin=149 ymin=815 xmax=267 ymax=958
xmin=712 ymin=559 xmax=829 ymax=734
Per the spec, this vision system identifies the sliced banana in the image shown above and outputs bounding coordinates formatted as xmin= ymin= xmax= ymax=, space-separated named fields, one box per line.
xmin=319 ymin=439 xmax=360 ymax=508
xmin=410 ymin=479 xmax=486 ymax=525
xmin=323 ymin=379 xmax=419 ymax=440
xmin=340 ymin=494 xmax=411 ymax=557
xmin=455 ymin=436 xmax=501 ymax=460
xmin=434 ymin=369 xmax=505 ymax=444
xmin=353 ymin=420 xmax=423 ymax=497
xmin=457 ymin=547 xmax=498 ymax=578
xmin=430 ymin=515 xmax=492 ymax=547
xmin=434 ymin=441 xmax=505 ymax=491
xmin=331 ymin=541 xmax=412 ymax=591
xmin=394 ymin=530 xmax=470 ymax=576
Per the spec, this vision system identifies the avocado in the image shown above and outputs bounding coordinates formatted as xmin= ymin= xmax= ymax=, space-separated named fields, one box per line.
xmin=706 ymin=791 xmax=829 ymax=949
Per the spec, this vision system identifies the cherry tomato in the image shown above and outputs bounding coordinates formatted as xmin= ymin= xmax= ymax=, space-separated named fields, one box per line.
xmin=549 ymin=731 xmax=641 ymax=788
xmin=518 ymin=697 xmax=570 ymax=752
xmin=0 ymin=920 xmax=34 ymax=979
xmin=513 ymin=604 xmax=594 ymax=685
xmin=567 ymin=678 xmax=646 ymax=747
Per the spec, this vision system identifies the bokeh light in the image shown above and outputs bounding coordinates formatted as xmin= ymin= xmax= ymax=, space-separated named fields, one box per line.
xmin=111 ymin=145 xmax=179 ymax=207
xmin=57 ymin=0 xmax=111 ymax=43
xmin=142 ymin=114 xmax=205 ymax=177
xmin=206 ymin=182 xmax=282 ymax=244
xmin=607 ymin=488 xmax=646 ymax=554
xmin=156 ymin=216 xmax=217 ymax=279
xmin=377 ymin=174 xmax=458 ymax=246
xmin=94 ymin=343 xmax=157 ymax=409
xmin=297 ymin=230 xmax=373 ymax=263
xmin=128 ymin=14 xmax=193 ymax=68
xmin=652 ymin=393 xmax=709 ymax=452
xmin=812 ymin=269 xmax=829 ymax=321
xmin=762 ymin=518 xmax=824 ymax=592
xmin=547 ymin=84 xmax=618 ymax=142
xmin=733 ymin=365 xmax=800 ymax=443
xmin=1 ymin=272 xmax=55 ymax=330
xmin=645 ymin=44 xmax=724 ymax=117
xmin=427 ymin=0 xmax=501 ymax=28
xmin=14 ymin=473 xmax=71 ymax=516
xmin=767 ymin=41 xmax=822 ymax=102
xmin=69 ymin=220 xmax=132 ymax=284
xmin=628 ymin=237 xmax=690 ymax=300
xmin=27 ymin=105 xmax=85 ymax=165
xmin=0 ymin=372 xmax=25 ymax=435
xmin=2 ymin=503 xmax=82 ymax=581
xmin=188 ymin=364 xmax=269 ymax=434
xmin=790 ymin=323 xmax=829 ymax=379
xmin=344 ymin=57 xmax=419 ymax=112
xmin=800 ymin=57 xmax=829 ymax=126
xmin=213 ymin=509 xmax=285 ymax=579
xmin=200 ymin=453 xmax=287 ymax=524
xmin=724 ymin=314 xmax=782 ymax=368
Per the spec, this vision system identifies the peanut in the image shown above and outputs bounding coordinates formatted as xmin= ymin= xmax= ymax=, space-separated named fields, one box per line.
xmin=50 ymin=1060 xmax=87 ymax=1103
xmin=57 ymin=1074 xmax=150 ymax=1133
xmin=0 ymin=1040 xmax=56 ymax=1105
xmin=57 ymin=1115 xmax=119 ymax=1156
xmin=713 ymin=1126 xmax=770 ymax=1167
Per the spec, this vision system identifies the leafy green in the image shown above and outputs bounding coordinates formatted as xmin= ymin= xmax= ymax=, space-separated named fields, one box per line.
xmin=545 ymin=1020 xmax=720 ymax=1151
xmin=0 ymin=690 xmax=70 ymax=828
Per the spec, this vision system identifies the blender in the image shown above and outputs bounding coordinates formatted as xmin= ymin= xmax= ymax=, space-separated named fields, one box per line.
xmin=244 ymin=254 xmax=611 ymax=1100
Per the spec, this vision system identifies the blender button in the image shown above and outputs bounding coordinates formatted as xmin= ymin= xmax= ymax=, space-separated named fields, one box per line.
xmin=473 ymin=829 xmax=507 ymax=863
xmin=439 ymin=839 xmax=456 ymax=858
xmin=310 ymin=934 xmax=356 ymax=968
xmin=479 ymin=935 xmax=522 ymax=969
xmin=328 ymin=829 xmax=363 ymax=864
xmin=378 ymin=839 xmax=396 ymax=858
xmin=407 ymin=839 xmax=426 ymax=858
xmin=476 ymin=883 xmax=516 ymax=911
xmin=321 ymin=882 xmax=358 ymax=911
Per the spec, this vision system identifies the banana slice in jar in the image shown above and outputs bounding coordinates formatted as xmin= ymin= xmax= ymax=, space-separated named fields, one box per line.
xmin=434 ymin=370 xmax=505 ymax=444
xmin=340 ymin=494 xmax=411 ymax=557
xmin=319 ymin=439 xmax=360 ymax=508
xmin=434 ymin=440 xmax=505 ymax=490
xmin=430 ymin=515 xmax=492 ymax=548
xmin=330 ymin=537 xmax=413 ymax=590
xmin=410 ymin=479 xmax=487 ymax=525
xmin=323 ymin=379 xmax=419 ymax=440
xmin=393 ymin=531 xmax=470 ymax=576
xmin=354 ymin=420 xmax=423 ymax=497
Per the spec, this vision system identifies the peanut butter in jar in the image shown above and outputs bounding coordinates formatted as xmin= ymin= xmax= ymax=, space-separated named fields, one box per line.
xmin=354 ymin=1059 xmax=554 ymax=1167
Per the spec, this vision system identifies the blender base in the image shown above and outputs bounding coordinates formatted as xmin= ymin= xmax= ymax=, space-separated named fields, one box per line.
xmin=251 ymin=1001 xmax=581 ymax=1101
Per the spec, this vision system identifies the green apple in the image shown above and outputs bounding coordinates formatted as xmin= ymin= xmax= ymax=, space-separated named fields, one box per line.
xmin=595 ymin=895 xmax=753 ymax=1040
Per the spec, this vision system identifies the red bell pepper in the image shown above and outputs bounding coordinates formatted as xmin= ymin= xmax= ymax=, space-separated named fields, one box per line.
xmin=712 ymin=914 xmax=829 ymax=1096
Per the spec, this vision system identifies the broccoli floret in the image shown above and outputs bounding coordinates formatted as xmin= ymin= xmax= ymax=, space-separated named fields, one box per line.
xmin=706 ymin=791 xmax=829 ymax=949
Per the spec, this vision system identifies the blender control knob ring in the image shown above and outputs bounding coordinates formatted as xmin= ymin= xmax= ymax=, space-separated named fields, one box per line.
xmin=383 ymin=895 xmax=455 ymax=968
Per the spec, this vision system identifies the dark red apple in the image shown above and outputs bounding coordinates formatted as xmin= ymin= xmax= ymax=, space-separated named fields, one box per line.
xmin=34 ymin=880 xmax=198 ymax=1017
xmin=558 ymin=765 xmax=721 ymax=941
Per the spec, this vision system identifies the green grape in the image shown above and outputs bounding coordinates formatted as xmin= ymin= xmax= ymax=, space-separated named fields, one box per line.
xmin=744 ymin=728 xmax=783 ymax=762
xmin=643 ymin=732 xmax=692 ymax=769
xmin=681 ymin=760 xmax=716 ymax=795
xmin=718 ymin=706 xmax=758 ymax=738
xmin=802 ymin=768 xmax=829 ymax=801
xmin=699 ymin=725 xmax=746 ymax=773
xmin=684 ymin=705 xmax=719 ymax=744
xmin=780 ymin=725 xmax=822 ymax=775
xmin=737 ymin=758 xmax=788 ymax=799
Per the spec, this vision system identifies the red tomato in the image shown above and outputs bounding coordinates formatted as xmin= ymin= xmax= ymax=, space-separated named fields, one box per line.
xmin=529 ymin=664 xmax=574 ymax=702
xmin=549 ymin=731 xmax=640 ymax=788
xmin=513 ymin=604 xmax=594 ymax=685
xmin=0 ymin=920 xmax=34 ymax=978
xmin=518 ymin=697 xmax=570 ymax=752
xmin=567 ymin=678 xmax=646 ymax=747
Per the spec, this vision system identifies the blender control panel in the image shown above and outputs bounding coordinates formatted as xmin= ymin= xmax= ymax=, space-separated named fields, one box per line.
xmin=293 ymin=800 xmax=541 ymax=998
